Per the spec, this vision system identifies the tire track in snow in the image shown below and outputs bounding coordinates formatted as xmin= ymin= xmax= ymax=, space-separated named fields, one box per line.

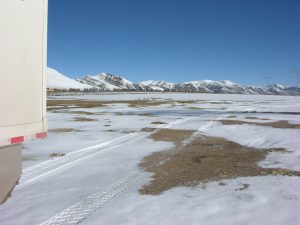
xmin=16 ymin=143 xmax=124 ymax=191
xmin=37 ymin=117 xmax=221 ymax=225
xmin=22 ymin=134 xmax=137 ymax=179
xmin=38 ymin=172 xmax=142 ymax=225
xmin=17 ymin=118 xmax=191 ymax=191
xmin=182 ymin=105 xmax=251 ymax=146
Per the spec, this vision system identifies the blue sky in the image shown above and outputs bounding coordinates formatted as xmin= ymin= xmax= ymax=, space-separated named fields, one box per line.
xmin=48 ymin=0 xmax=300 ymax=86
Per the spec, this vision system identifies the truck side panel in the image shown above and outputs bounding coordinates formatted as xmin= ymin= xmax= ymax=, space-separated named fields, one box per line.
xmin=0 ymin=0 xmax=47 ymax=145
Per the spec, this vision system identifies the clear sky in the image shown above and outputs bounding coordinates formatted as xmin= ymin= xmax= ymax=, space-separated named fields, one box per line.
xmin=48 ymin=0 xmax=300 ymax=86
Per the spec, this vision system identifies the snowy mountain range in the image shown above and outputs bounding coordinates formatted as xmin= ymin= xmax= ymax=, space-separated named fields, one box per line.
xmin=47 ymin=67 xmax=300 ymax=96
xmin=47 ymin=67 xmax=93 ymax=90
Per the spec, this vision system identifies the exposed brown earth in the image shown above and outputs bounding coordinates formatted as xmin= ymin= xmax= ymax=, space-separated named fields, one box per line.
xmin=149 ymin=129 xmax=193 ymax=147
xmin=151 ymin=121 xmax=168 ymax=125
xmin=52 ymin=110 xmax=101 ymax=115
xmin=141 ymin=127 xmax=158 ymax=132
xmin=73 ymin=117 xmax=98 ymax=122
xmin=245 ymin=117 xmax=270 ymax=120
xmin=227 ymin=115 xmax=237 ymax=118
xmin=47 ymin=99 xmax=197 ymax=110
xmin=241 ymin=111 xmax=300 ymax=115
xmin=209 ymin=101 xmax=232 ymax=104
xmin=49 ymin=128 xmax=80 ymax=133
xmin=139 ymin=129 xmax=300 ymax=195
xmin=49 ymin=153 xmax=65 ymax=158
xmin=47 ymin=100 xmax=105 ymax=109
xmin=219 ymin=119 xmax=300 ymax=129
xmin=188 ymin=107 xmax=207 ymax=110
xmin=115 ymin=112 xmax=157 ymax=117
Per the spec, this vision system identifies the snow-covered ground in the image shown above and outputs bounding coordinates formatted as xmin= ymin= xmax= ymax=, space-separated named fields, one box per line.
xmin=0 ymin=93 xmax=300 ymax=225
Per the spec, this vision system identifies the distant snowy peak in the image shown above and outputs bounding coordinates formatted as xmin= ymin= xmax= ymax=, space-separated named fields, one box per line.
xmin=140 ymin=80 xmax=240 ymax=93
xmin=76 ymin=74 xmax=120 ymax=91
xmin=140 ymin=80 xmax=175 ymax=90
xmin=76 ymin=73 xmax=136 ymax=91
xmin=99 ymin=73 xmax=136 ymax=90
xmin=141 ymin=79 xmax=299 ymax=95
xmin=47 ymin=68 xmax=300 ymax=96
xmin=47 ymin=67 xmax=92 ymax=90
xmin=221 ymin=80 xmax=240 ymax=87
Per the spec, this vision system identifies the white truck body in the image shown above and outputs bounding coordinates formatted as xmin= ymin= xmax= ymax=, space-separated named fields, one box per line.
xmin=0 ymin=0 xmax=48 ymax=204
xmin=0 ymin=0 xmax=48 ymax=146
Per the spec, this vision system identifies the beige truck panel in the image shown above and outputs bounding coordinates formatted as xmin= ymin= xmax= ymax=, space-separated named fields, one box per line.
xmin=0 ymin=0 xmax=47 ymax=145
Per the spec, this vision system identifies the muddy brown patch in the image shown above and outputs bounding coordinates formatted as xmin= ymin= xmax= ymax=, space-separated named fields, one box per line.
xmin=141 ymin=127 xmax=158 ymax=132
xmin=47 ymin=100 xmax=105 ymax=109
xmin=209 ymin=101 xmax=232 ymax=104
xmin=220 ymin=119 xmax=300 ymax=129
xmin=242 ymin=111 xmax=300 ymax=115
xmin=49 ymin=128 xmax=80 ymax=133
xmin=227 ymin=115 xmax=237 ymax=118
xmin=52 ymin=110 xmax=101 ymax=115
xmin=149 ymin=129 xmax=193 ymax=147
xmin=115 ymin=112 xmax=157 ymax=117
xmin=245 ymin=117 xmax=270 ymax=120
xmin=139 ymin=129 xmax=300 ymax=195
xmin=188 ymin=107 xmax=206 ymax=110
xmin=73 ymin=117 xmax=98 ymax=122
xmin=48 ymin=99 xmax=197 ymax=110
xmin=151 ymin=121 xmax=168 ymax=125
xmin=49 ymin=153 xmax=65 ymax=158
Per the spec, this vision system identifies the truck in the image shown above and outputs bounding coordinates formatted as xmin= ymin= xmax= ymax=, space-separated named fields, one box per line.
xmin=0 ymin=0 xmax=48 ymax=204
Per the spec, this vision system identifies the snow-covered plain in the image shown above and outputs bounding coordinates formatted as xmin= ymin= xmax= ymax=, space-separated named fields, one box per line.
xmin=0 ymin=93 xmax=300 ymax=225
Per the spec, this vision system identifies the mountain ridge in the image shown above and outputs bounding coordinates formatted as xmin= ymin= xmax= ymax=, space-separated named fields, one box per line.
xmin=47 ymin=67 xmax=300 ymax=96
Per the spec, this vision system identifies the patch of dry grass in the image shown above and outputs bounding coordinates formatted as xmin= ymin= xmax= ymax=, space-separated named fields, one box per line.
xmin=241 ymin=111 xmax=300 ymax=115
xmin=245 ymin=116 xmax=270 ymax=120
xmin=47 ymin=99 xmax=198 ymax=110
xmin=139 ymin=129 xmax=300 ymax=195
xmin=188 ymin=107 xmax=207 ymax=110
xmin=227 ymin=115 xmax=237 ymax=118
xmin=209 ymin=101 xmax=232 ymax=104
xmin=141 ymin=127 xmax=158 ymax=132
xmin=220 ymin=119 xmax=300 ymax=129
xmin=73 ymin=117 xmax=98 ymax=122
xmin=49 ymin=128 xmax=80 ymax=133
xmin=151 ymin=121 xmax=168 ymax=125
xmin=47 ymin=100 xmax=105 ymax=109
xmin=49 ymin=153 xmax=65 ymax=158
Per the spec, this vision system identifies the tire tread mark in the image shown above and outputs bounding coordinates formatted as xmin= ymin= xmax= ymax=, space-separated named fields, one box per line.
xmin=38 ymin=172 xmax=142 ymax=225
